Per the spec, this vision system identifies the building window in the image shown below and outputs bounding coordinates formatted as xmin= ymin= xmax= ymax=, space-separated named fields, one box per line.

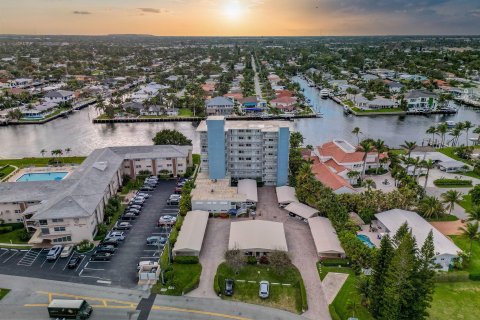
xmin=54 ymin=226 xmax=66 ymax=232
xmin=41 ymin=228 xmax=49 ymax=235
xmin=135 ymin=165 xmax=141 ymax=168
xmin=39 ymin=220 xmax=48 ymax=226
xmin=14 ymin=210 xmax=21 ymax=214
xmin=52 ymin=218 xmax=64 ymax=223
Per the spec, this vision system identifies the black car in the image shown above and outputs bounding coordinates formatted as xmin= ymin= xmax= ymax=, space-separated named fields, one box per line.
xmin=120 ymin=214 xmax=136 ymax=221
xmin=96 ymin=245 xmax=116 ymax=254
xmin=90 ymin=252 xmax=112 ymax=261
xmin=67 ymin=255 xmax=82 ymax=269
xmin=224 ymin=278 xmax=234 ymax=296
xmin=100 ymin=238 xmax=120 ymax=247
xmin=140 ymin=186 xmax=154 ymax=192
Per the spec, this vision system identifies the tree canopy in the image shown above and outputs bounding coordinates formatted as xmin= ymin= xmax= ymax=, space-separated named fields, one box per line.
xmin=152 ymin=129 xmax=192 ymax=145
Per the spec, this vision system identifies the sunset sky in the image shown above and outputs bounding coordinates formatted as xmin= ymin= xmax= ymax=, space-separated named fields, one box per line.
xmin=1 ymin=0 xmax=479 ymax=36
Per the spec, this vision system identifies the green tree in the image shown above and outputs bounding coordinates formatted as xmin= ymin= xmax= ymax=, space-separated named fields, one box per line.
xmin=421 ymin=159 xmax=434 ymax=190
xmin=441 ymin=190 xmax=462 ymax=215
xmin=268 ymin=251 xmax=291 ymax=276
xmin=352 ymin=127 xmax=362 ymax=145
xmin=467 ymin=206 xmax=480 ymax=222
xmin=464 ymin=121 xmax=473 ymax=146
xmin=290 ymin=132 xmax=304 ymax=149
xmin=369 ymin=235 xmax=394 ymax=318
xmin=469 ymin=185 xmax=480 ymax=206
xmin=358 ymin=140 xmax=373 ymax=179
xmin=400 ymin=140 xmax=417 ymax=158
xmin=426 ymin=126 xmax=437 ymax=145
xmin=417 ymin=196 xmax=445 ymax=219
xmin=458 ymin=221 xmax=480 ymax=256
xmin=152 ymin=129 xmax=192 ymax=145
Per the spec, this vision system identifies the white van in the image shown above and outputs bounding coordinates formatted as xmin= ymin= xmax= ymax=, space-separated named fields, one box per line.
xmin=47 ymin=245 xmax=63 ymax=261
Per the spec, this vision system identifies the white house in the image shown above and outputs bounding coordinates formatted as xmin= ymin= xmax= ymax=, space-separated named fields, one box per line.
xmin=44 ymin=90 xmax=74 ymax=103
xmin=405 ymin=90 xmax=438 ymax=110
xmin=205 ymin=96 xmax=235 ymax=116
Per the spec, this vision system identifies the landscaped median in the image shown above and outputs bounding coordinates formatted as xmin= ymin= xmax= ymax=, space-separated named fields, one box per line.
xmin=214 ymin=262 xmax=307 ymax=314
xmin=0 ymin=288 xmax=10 ymax=300
xmin=433 ymin=178 xmax=473 ymax=188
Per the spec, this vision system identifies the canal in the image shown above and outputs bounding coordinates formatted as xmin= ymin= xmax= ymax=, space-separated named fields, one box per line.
xmin=0 ymin=77 xmax=479 ymax=158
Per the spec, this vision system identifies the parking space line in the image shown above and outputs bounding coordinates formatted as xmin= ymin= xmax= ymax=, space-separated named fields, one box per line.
xmin=75 ymin=255 xmax=86 ymax=273
xmin=62 ymin=254 xmax=75 ymax=271
xmin=50 ymin=256 xmax=61 ymax=270
xmin=0 ymin=249 xmax=9 ymax=258
xmin=3 ymin=250 xmax=19 ymax=263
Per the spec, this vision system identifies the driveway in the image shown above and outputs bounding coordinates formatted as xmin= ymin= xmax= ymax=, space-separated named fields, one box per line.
xmin=257 ymin=187 xmax=331 ymax=320
xmin=186 ymin=218 xmax=230 ymax=299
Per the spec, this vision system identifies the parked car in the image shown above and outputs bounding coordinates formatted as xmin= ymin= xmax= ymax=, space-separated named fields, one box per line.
xmin=146 ymin=236 xmax=167 ymax=246
xmin=136 ymin=192 xmax=150 ymax=199
xmin=167 ymin=194 xmax=181 ymax=205
xmin=259 ymin=281 xmax=270 ymax=298
xmin=174 ymin=187 xmax=182 ymax=194
xmin=46 ymin=245 xmax=63 ymax=261
xmin=60 ymin=245 xmax=73 ymax=258
xmin=137 ymin=260 xmax=159 ymax=271
xmin=100 ymin=238 xmax=120 ymax=247
xmin=125 ymin=208 xmax=141 ymax=215
xmin=96 ymin=245 xmax=116 ymax=254
xmin=132 ymin=199 xmax=145 ymax=205
xmin=67 ymin=255 xmax=83 ymax=269
xmin=114 ymin=221 xmax=132 ymax=230
xmin=106 ymin=231 xmax=126 ymax=241
xmin=224 ymin=279 xmax=234 ymax=296
xmin=140 ymin=186 xmax=154 ymax=192
xmin=90 ymin=252 xmax=112 ymax=261
xmin=158 ymin=215 xmax=177 ymax=225
xmin=120 ymin=214 xmax=136 ymax=221
xmin=128 ymin=204 xmax=142 ymax=210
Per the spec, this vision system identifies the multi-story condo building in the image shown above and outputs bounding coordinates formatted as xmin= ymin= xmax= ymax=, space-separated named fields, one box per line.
xmin=197 ymin=116 xmax=290 ymax=186
xmin=0 ymin=145 xmax=192 ymax=246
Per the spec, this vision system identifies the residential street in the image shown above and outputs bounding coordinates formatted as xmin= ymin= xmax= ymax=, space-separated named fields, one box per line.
xmin=251 ymin=55 xmax=263 ymax=99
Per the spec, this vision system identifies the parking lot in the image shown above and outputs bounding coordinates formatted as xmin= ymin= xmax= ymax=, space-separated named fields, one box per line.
xmin=0 ymin=180 xmax=178 ymax=288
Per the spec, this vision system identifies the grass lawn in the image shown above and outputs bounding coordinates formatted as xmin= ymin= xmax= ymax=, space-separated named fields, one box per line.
xmin=437 ymin=147 xmax=480 ymax=179
xmin=0 ymin=288 xmax=10 ymax=300
xmin=178 ymin=108 xmax=193 ymax=116
xmin=152 ymin=263 xmax=202 ymax=296
xmin=451 ymin=235 xmax=480 ymax=275
xmin=0 ymin=157 xmax=85 ymax=168
xmin=428 ymin=214 xmax=459 ymax=222
xmin=459 ymin=194 xmax=473 ymax=212
xmin=0 ymin=165 xmax=15 ymax=180
xmin=318 ymin=265 xmax=374 ymax=320
xmin=192 ymin=154 xmax=200 ymax=165
xmin=429 ymin=281 xmax=480 ymax=320
xmin=0 ymin=225 xmax=29 ymax=244
xmin=215 ymin=262 xmax=306 ymax=314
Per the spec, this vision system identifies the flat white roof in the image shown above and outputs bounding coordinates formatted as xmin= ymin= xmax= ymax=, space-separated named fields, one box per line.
xmin=276 ymin=186 xmax=298 ymax=204
xmin=173 ymin=210 xmax=209 ymax=255
xmin=237 ymin=179 xmax=258 ymax=203
xmin=284 ymin=202 xmax=319 ymax=219
xmin=375 ymin=209 xmax=461 ymax=256
xmin=308 ymin=217 xmax=345 ymax=256
xmin=229 ymin=220 xmax=288 ymax=252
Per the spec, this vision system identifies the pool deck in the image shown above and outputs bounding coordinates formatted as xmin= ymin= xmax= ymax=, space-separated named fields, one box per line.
xmin=7 ymin=165 xmax=77 ymax=182
xmin=357 ymin=224 xmax=383 ymax=247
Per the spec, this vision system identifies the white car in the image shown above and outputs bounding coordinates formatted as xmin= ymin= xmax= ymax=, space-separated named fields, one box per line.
xmin=259 ymin=281 xmax=270 ymax=298
xmin=106 ymin=231 xmax=126 ymax=241
xmin=136 ymin=192 xmax=150 ymax=199
xmin=137 ymin=260 xmax=159 ymax=271
xmin=158 ymin=215 xmax=177 ymax=224
xmin=60 ymin=245 xmax=73 ymax=258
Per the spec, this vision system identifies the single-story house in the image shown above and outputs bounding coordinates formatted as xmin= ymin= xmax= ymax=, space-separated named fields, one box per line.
xmin=284 ymin=202 xmax=319 ymax=221
xmin=354 ymin=94 xmax=397 ymax=110
xmin=276 ymin=186 xmax=298 ymax=207
xmin=308 ymin=217 xmax=346 ymax=259
xmin=172 ymin=210 xmax=209 ymax=257
xmin=228 ymin=220 xmax=288 ymax=256
xmin=375 ymin=209 xmax=461 ymax=271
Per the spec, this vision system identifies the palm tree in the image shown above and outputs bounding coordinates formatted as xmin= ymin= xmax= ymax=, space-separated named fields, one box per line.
xmin=400 ymin=140 xmax=417 ymax=158
xmin=464 ymin=121 xmax=473 ymax=146
xmin=449 ymin=128 xmax=462 ymax=146
xmin=40 ymin=149 xmax=47 ymax=157
xmin=362 ymin=179 xmax=376 ymax=191
xmin=473 ymin=126 xmax=480 ymax=145
xmin=418 ymin=196 xmax=445 ymax=219
xmin=64 ymin=148 xmax=71 ymax=156
xmin=441 ymin=190 xmax=462 ymax=215
xmin=421 ymin=159 xmax=434 ymax=190
xmin=467 ymin=206 xmax=480 ymax=222
xmin=357 ymin=140 xmax=373 ymax=179
xmin=346 ymin=170 xmax=360 ymax=185
xmin=352 ymin=127 xmax=361 ymax=146
xmin=411 ymin=156 xmax=421 ymax=178
xmin=426 ymin=126 xmax=437 ymax=145
xmin=436 ymin=123 xmax=448 ymax=147
xmin=373 ymin=139 xmax=386 ymax=174
xmin=458 ymin=221 xmax=480 ymax=256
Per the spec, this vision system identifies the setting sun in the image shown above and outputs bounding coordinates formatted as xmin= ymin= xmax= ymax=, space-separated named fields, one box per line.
xmin=223 ymin=1 xmax=244 ymax=20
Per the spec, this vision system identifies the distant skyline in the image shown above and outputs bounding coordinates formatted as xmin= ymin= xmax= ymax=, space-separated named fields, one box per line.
xmin=1 ymin=0 xmax=480 ymax=36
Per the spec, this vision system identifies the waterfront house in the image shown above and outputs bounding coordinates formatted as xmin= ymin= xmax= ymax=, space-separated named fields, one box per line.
xmin=239 ymin=96 xmax=261 ymax=112
xmin=384 ymin=80 xmax=404 ymax=93
xmin=270 ymin=96 xmax=297 ymax=112
xmin=122 ymin=102 xmax=144 ymax=114
xmin=405 ymin=90 xmax=438 ymax=110
xmin=20 ymin=102 xmax=58 ymax=119
xmin=44 ymin=90 xmax=74 ymax=103
xmin=205 ymin=96 xmax=235 ymax=116
xmin=354 ymin=94 xmax=397 ymax=110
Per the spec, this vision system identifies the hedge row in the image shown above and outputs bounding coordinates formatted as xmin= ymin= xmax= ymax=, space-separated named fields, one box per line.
xmin=321 ymin=258 xmax=351 ymax=267
xmin=433 ymin=179 xmax=472 ymax=186
xmin=0 ymin=226 xmax=13 ymax=234
xmin=174 ymin=256 xmax=199 ymax=264
xmin=183 ymin=264 xmax=202 ymax=294
xmin=434 ymin=271 xmax=469 ymax=283
xmin=469 ymin=273 xmax=480 ymax=281
xmin=297 ymin=278 xmax=308 ymax=313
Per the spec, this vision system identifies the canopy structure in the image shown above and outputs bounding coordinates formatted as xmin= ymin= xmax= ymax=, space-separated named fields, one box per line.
xmin=308 ymin=217 xmax=345 ymax=258
xmin=284 ymin=202 xmax=319 ymax=220
xmin=238 ymin=179 xmax=258 ymax=203
xmin=172 ymin=210 xmax=209 ymax=257
xmin=228 ymin=220 xmax=288 ymax=253
xmin=276 ymin=186 xmax=298 ymax=205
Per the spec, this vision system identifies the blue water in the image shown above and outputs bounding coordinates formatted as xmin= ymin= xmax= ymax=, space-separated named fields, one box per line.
xmin=357 ymin=234 xmax=376 ymax=248
xmin=16 ymin=172 xmax=68 ymax=182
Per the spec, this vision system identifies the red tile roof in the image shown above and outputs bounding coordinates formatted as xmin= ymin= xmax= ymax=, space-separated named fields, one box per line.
xmin=271 ymin=96 xmax=296 ymax=104
xmin=324 ymin=159 xmax=348 ymax=174
xmin=311 ymin=158 xmax=354 ymax=191
xmin=317 ymin=141 xmax=365 ymax=163
xmin=275 ymin=90 xmax=293 ymax=98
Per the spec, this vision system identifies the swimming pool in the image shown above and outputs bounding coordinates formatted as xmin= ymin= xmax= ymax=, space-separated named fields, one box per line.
xmin=357 ymin=234 xmax=376 ymax=248
xmin=16 ymin=172 xmax=68 ymax=182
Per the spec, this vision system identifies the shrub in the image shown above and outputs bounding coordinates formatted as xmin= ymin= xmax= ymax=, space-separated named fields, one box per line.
xmin=469 ymin=273 xmax=480 ymax=281
xmin=259 ymin=255 xmax=269 ymax=265
xmin=77 ymin=239 xmax=94 ymax=253
xmin=174 ymin=256 xmax=199 ymax=264
xmin=433 ymin=179 xmax=472 ymax=187
xmin=0 ymin=226 xmax=13 ymax=234
xmin=246 ymin=256 xmax=257 ymax=265
xmin=19 ymin=229 xmax=31 ymax=242
xmin=321 ymin=258 xmax=351 ymax=267
xmin=470 ymin=185 xmax=480 ymax=206
xmin=213 ymin=273 xmax=221 ymax=295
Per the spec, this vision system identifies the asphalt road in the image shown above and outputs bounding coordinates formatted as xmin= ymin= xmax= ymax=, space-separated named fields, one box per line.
xmin=0 ymin=274 xmax=306 ymax=320
xmin=0 ymin=180 xmax=177 ymax=289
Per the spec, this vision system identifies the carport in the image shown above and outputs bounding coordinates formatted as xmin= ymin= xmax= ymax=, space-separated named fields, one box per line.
xmin=275 ymin=186 xmax=298 ymax=206
xmin=308 ymin=217 xmax=345 ymax=259
xmin=284 ymin=202 xmax=319 ymax=221
xmin=237 ymin=179 xmax=258 ymax=203
xmin=172 ymin=210 xmax=209 ymax=257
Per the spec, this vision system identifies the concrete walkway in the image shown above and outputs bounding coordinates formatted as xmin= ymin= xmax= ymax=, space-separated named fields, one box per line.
xmin=186 ymin=219 xmax=229 ymax=299
xmin=322 ymin=273 xmax=349 ymax=304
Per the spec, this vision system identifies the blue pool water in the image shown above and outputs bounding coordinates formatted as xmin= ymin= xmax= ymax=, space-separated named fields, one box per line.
xmin=357 ymin=234 xmax=376 ymax=248
xmin=16 ymin=172 xmax=68 ymax=182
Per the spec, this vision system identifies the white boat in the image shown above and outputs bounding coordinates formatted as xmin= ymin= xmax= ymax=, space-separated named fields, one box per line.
xmin=320 ymin=89 xmax=330 ymax=99
xmin=445 ymin=120 xmax=456 ymax=128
